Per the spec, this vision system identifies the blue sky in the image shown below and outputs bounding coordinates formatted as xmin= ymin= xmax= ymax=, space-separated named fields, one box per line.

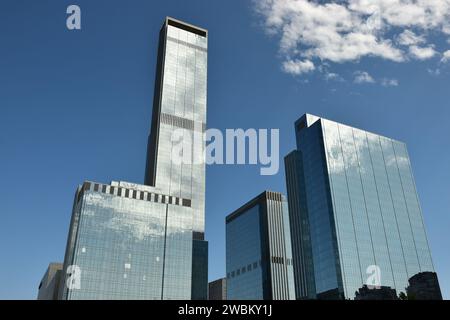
xmin=0 ymin=0 xmax=449 ymax=299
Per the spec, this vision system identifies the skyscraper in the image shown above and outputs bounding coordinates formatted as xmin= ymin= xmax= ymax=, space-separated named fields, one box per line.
xmin=55 ymin=17 xmax=208 ymax=300
xmin=144 ymin=16 xmax=208 ymax=300
xmin=226 ymin=191 xmax=295 ymax=300
xmin=285 ymin=114 xmax=438 ymax=300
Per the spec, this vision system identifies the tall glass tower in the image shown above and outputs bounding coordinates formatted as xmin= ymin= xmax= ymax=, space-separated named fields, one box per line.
xmin=226 ymin=191 xmax=296 ymax=300
xmin=144 ymin=16 xmax=208 ymax=300
xmin=145 ymin=17 xmax=207 ymax=236
xmin=145 ymin=18 xmax=208 ymax=299
xmin=57 ymin=17 xmax=208 ymax=300
xmin=285 ymin=114 xmax=437 ymax=300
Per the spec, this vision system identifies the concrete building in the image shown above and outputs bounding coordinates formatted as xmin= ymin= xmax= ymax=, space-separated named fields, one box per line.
xmin=208 ymin=278 xmax=227 ymax=300
xmin=37 ymin=263 xmax=63 ymax=300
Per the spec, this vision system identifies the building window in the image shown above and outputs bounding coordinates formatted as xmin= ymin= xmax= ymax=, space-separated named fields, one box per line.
xmin=272 ymin=256 xmax=284 ymax=264
xmin=140 ymin=192 xmax=145 ymax=200
xmin=110 ymin=186 xmax=115 ymax=195
xmin=125 ymin=189 xmax=129 ymax=198
xmin=102 ymin=185 xmax=107 ymax=193
xmin=94 ymin=184 xmax=99 ymax=192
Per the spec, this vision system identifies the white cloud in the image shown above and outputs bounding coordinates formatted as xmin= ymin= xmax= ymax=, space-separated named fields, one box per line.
xmin=442 ymin=50 xmax=450 ymax=62
xmin=427 ymin=68 xmax=441 ymax=76
xmin=443 ymin=24 xmax=450 ymax=35
xmin=409 ymin=45 xmax=437 ymax=60
xmin=282 ymin=59 xmax=315 ymax=74
xmin=397 ymin=30 xmax=438 ymax=60
xmin=397 ymin=30 xmax=425 ymax=46
xmin=255 ymin=0 xmax=450 ymax=76
xmin=354 ymin=71 xmax=375 ymax=84
xmin=353 ymin=72 xmax=399 ymax=86
xmin=324 ymin=72 xmax=343 ymax=81
xmin=381 ymin=78 xmax=399 ymax=86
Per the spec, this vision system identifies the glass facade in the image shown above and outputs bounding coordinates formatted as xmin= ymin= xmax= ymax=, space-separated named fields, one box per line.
xmin=144 ymin=18 xmax=209 ymax=299
xmin=227 ymin=204 xmax=264 ymax=300
xmin=191 ymin=238 xmax=209 ymax=300
xmin=285 ymin=114 xmax=436 ymax=299
xmin=60 ymin=182 xmax=194 ymax=300
xmin=145 ymin=18 xmax=207 ymax=234
xmin=226 ymin=192 xmax=295 ymax=300
xmin=285 ymin=150 xmax=317 ymax=299
xmin=59 ymin=18 xmax=209 ymax=300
